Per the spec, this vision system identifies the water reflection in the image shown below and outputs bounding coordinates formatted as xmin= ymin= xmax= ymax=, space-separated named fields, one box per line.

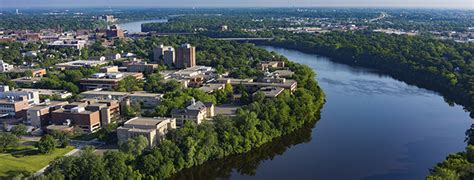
xmin=172 ymin=118 xmax=319 ymax=180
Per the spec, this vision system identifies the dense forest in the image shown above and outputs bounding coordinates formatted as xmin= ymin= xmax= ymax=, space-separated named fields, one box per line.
xmin=141 ymin=15 xmax=283 ymax=38
xmin=0 ymin=14 xmax=105 ymax=31
xmin=264 ymin=31 xmax=474 ymax=116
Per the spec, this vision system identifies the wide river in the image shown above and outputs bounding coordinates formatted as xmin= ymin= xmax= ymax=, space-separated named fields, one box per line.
xmin=118 ymin=22 xmax=472 ymax=179
xmin=118 ymin=19 xmax=167 ymax=33
xmin=175 ymin=46 xmax=473 ymax=180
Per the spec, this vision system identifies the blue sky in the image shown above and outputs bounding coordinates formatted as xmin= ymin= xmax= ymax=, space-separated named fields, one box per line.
xmin=0 ymin=0 xmax=472 ymax=9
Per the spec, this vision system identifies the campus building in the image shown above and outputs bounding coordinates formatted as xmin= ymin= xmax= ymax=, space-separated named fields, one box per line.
xmin=175 ymin=43 xmax=196 ymax=68
xmin=117 ymin=117 xmax=177 ymax=147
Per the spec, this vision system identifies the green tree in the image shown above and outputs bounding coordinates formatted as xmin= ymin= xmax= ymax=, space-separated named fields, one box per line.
xmin=116 ymin=76 xmax=144 ymax=92
xmin=0 ymin=133 xmax=19 ymax=152
xmin=118 ymin=135 xmax=149 ymax=155
xmin=11 ymin=124 xmax=27 ymax=137
xmin=53 ymin=132 xmax=70 ymax=148
xmin=36 ymin=135 xmax=56 ymax=154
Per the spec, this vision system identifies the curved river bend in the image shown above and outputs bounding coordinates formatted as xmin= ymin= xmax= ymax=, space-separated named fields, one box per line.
xmin=118 ymin=20 xmax=472 ymax=179
xmin=175 ymin=46 xmax=472 ymax=180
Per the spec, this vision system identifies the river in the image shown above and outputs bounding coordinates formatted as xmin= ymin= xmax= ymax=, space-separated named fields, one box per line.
xmin=174 ymin=46 xmax=473 ymax=180
xmin=118 ymin=19 xmax=167 ymax=33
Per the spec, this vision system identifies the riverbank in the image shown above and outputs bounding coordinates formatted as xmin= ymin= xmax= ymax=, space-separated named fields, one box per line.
xmin=225 ymin=46 xmax=471 ymax=179
xmin=260 ymin=33 xmax=473 ymax=118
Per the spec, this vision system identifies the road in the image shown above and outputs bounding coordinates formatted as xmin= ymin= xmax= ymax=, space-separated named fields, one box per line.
xmin=369 ymin=12 xmax=388 ymax=22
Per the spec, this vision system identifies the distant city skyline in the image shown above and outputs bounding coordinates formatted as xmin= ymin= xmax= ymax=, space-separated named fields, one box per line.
xmin=0 ymin=0 xmax=472 ymax=9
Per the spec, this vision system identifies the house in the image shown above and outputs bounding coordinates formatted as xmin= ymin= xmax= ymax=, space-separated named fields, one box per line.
xmin=171 ymin=99 xmax=214 ymax=126
xmin=117 ymin=117 xmax=176 ymax=147
xmin=106 ymin=53 xmax=121 ymax=60
xmin=88 ymin=56 xmax=106 ymax=61
xmin=0 ymin=60 xmax=14 ymax=72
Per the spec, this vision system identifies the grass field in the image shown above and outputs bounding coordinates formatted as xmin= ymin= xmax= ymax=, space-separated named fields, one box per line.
xmin=0 ymin=146 xmax=74 ymax=178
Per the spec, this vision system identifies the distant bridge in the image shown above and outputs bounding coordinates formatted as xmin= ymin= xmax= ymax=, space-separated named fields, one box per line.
xmin=215 ymin=38 xmax=274 ymax=42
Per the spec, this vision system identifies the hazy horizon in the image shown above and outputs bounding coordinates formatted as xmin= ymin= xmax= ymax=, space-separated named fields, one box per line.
xmin=0 ymin=0 xmax=473 ymax=9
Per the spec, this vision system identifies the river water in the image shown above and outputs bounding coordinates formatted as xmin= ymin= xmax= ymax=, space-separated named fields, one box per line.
xmin=118 ymin=19 xmax=167 ymax=33
xmin=174 ymin=46 xmax=473 ymax=180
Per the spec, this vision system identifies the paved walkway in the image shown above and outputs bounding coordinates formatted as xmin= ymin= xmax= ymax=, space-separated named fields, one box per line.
xmin=32 ymin=139 xmax=104 ymax=177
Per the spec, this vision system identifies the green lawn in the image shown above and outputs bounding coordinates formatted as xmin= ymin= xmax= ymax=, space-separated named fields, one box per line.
xmin=0 ymin=146 xmax=74 ymax=178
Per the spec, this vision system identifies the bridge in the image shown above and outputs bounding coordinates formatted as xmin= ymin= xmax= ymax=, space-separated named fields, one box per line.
xmin=215 ymin=38 xmax=274 ymax=42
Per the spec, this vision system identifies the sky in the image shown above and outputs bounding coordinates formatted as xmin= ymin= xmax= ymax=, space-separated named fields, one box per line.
xmin=0 ymin=0 xmax=473 ymax=9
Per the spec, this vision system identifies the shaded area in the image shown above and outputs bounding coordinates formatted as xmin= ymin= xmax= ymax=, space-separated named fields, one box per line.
xmin=172 ymin=117 xmax=319 ymax=180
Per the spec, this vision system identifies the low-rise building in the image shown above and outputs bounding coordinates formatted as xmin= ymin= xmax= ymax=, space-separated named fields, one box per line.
xmin=88 ymin=56 xmax=106 ymax=61
xmin=82 ymin=99 xmax=121 ymax=126
xmin=0 ymin=85 xmax=40 ymax=105
xmin=80 ymin=72 xmax=144 ymax=90
xmin=171 ymin=99 xmax=214 ymax=126
xmin=117 ymin=117 xmax=176 ymax=147
xmin=45 ymin=124 xmax=74 ymax=134
xmin=257 ymin=61 xmax=285 ymax=71
xmin=198 ymin=83 xmax=225 ymax=93
xmin=51 ymin=103 xmax=101 ymax=133
xmin=0 ymin=97 xmax=29 ymax=118
xmin=217 ymin=77 xmax=297 ymax=92
xmin=24 ymin=101 xmax=68 ymax=128
xmin=253 ymin=87 xmax=285 ymax=98
xmin=273 ymin=70 xmax=295 ymax=78
xmin=105 ymin=53 xmax=121 ymax=60
xmin=17 ymin=88 xmax=72 ymax=99
xmin=0 ymin=60 xmax=14 ymax=72
xmin=11 ymin=77 xmax=42 ymax=86
xmin=126 ymin=62 xmax=158 ymax=74
xmin=128 ymin=92 xmax=164 ymax=108
xmin=80 ymin=90 xmax=163 ymax=108
xmin=99 ymin=66 xmax=119 ymax=73
xmin=47 ymin=40 xmax=86 ymax=50
xmin=56 ymin=60 xmax=108 ymax=70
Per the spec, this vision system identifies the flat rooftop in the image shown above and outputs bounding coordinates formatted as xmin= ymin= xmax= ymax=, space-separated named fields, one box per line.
xmin=56 ymin=60 xmax=108 ymax=67
xmin=27 ymin=101 xmax=68 ymax=110
xmin=124 ymin=117 xmax=173 ymax=127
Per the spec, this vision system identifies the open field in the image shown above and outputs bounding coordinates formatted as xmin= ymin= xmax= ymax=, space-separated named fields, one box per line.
xmin=0 ymin=146 xmax=74 ymax=178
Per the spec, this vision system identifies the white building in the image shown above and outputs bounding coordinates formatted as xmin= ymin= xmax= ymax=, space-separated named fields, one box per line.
xmin=0 ymin=60 xmax=14 ymax=72
xmin=0 ymin=85 xmax=40 ymax=105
